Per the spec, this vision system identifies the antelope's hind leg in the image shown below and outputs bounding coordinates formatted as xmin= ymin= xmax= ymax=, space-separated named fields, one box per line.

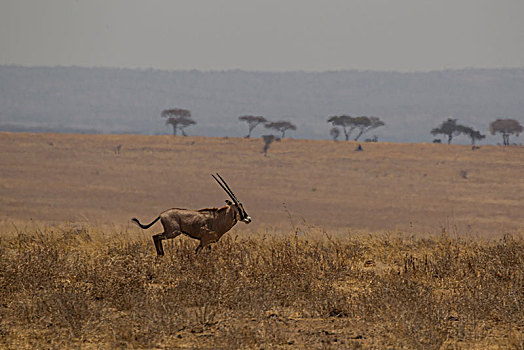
xmin=152 ymin=234 xmax=165 ymax=256
xmin=153 ymin=232 xmax=183 ymax=256
xmin=153 ymin=218 xmax=184 ymax=256
xmin=153 ymin=230 xmax=182 ymax=256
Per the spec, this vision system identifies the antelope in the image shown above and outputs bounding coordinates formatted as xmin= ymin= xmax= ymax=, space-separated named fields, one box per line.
xmin=132 ymin=174 xmax=251 ymax=256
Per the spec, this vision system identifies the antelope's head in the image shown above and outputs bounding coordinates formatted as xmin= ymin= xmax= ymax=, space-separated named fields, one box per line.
xmin=212 ymin=173 xmax=252 ymax=224
xmin=225 ymin=199 xmax=251 ymax=223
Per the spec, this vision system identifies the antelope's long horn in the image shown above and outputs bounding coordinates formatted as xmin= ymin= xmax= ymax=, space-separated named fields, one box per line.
xmin=215 ymin=173 xmax=240 ymax=202
xmin=212 ymin=174 xmax=238 ymax=203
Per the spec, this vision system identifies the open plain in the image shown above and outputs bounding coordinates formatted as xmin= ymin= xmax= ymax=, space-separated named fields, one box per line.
xmin=0 ymin=132 xmax=523 ymax=348
xmin=0 ymin=132 xmax=523 ymax=234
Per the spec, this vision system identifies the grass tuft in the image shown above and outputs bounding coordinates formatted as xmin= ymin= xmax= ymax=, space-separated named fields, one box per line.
xmin=0 ymin=227 xmax=523 ymax=348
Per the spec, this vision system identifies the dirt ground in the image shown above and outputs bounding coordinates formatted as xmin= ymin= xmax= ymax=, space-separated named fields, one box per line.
xmin=1 ymin=132 xmax=522 ymax=236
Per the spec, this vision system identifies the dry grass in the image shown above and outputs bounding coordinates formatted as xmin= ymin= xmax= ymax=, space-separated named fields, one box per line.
xmin=1 ymin=132 xmax=523 ymax=235
xmin=1 ymin=132 xmax=523 ymax=348
xmin=1 ymin=225 xmax=523 ymax=349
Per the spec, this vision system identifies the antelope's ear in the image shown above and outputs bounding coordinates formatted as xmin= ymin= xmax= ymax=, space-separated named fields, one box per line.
xmin=225 ymin=200 xmax=233 ymax=205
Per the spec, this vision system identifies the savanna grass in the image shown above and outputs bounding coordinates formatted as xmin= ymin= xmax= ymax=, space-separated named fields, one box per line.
xmin=0 ymin=226 xmax=523 ymax=349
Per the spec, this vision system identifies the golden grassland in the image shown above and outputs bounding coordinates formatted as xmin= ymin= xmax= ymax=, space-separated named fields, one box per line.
xmin=0 ymin=132 xmax=523 ymax=234
xmin=0 ymin=132 xmax=523 ymax=348
xmin=0 ymin=226 xmax=523 ymax=348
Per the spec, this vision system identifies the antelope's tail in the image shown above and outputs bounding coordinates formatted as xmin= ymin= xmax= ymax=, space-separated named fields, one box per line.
xmin=131 ymin=216 xmax=160 ymax=230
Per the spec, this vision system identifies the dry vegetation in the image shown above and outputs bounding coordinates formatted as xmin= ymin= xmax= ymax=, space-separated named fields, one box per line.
xmin=1 ymin=132 xmax=523 ymax=234
xmin=1 ymin=132 xmax=523 ymax=348
xmin=0 ymin=226 xmax=523 ymax=349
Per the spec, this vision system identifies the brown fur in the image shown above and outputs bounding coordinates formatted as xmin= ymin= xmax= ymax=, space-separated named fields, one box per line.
xmin=133 ymin=204 xmax=248 ymax=255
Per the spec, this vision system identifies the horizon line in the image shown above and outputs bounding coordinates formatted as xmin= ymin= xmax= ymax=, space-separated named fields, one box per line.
xmin=2 ymin=64 xmax=524 ymax=75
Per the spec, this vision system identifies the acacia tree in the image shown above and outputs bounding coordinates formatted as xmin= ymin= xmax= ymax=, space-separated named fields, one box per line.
xmin=456 ymin=125 xmax=485 ymax=145
xmin=161 ymin=108 xmax=196 ymax=136
xmin=489 ymin=118 xmax=523 ymax=145
xmin=265 ymin=120 xmax=297 ymax=138
xmin=353 ymin=116 xmax=385 ymax=141
xmin=327 ymin=115 xmax=356 ymax=141
xmin=328 ymin=115 xmax=384 ymax=141
xmin=238 ymin=115 xmax=267 ymax=138
xmin=431 ymin=118 xmax=462 ymax=144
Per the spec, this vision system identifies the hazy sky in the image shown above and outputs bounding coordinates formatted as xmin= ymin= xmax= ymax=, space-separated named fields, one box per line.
xmin=1 ymin=0 xmax=523 ymax=72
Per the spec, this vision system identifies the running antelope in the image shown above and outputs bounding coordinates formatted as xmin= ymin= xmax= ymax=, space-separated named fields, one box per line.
xmin=132 ymin=174 xmax=251 ymax=256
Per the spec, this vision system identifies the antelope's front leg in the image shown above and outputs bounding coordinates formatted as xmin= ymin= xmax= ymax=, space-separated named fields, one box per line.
xmin=195 ymin=230 xmax=218 ymax=253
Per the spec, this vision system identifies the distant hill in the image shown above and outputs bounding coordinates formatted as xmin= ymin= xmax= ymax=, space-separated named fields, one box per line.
xmin=1 ymin=65 xmax=523 ymax=143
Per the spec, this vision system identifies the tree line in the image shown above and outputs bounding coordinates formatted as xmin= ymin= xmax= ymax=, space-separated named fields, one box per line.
xmin=161 ymin=109 xmax=297 ymax=139
xmin=161 ymin=107 xmax=522 ymax=147
xmin=431 ymin=118 xmax=523 ymax=146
